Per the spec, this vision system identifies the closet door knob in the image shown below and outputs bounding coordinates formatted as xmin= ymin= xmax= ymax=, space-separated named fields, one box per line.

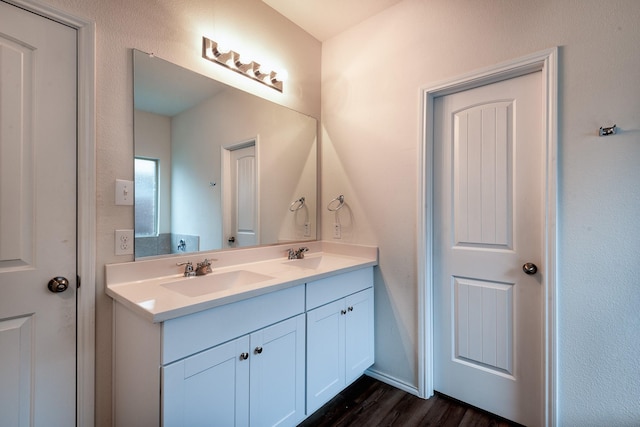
xmin=48 ymin=276 xmax=69 ymax=293
xmin=522 ymin=263 xmax=538 ymax=275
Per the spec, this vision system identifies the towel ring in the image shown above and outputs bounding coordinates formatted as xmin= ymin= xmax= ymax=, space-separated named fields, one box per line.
xmin=289 ymin=197 xmax=305 ymax=212
xmin=327 ymin=195 xmax=344 ymax=212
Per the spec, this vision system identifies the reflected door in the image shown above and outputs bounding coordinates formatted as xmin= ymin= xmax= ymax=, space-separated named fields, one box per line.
xmin=433 ymin=71 xmax=543 ymax=426
xmin=226 ymin=143 xmax=258 ymax=247
xmin=0 ymin=3 xmax=77 ymax=425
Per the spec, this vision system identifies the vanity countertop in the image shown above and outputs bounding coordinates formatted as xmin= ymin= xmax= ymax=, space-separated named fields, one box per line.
xmin=106 ymin=242 xmax=377 ymax=323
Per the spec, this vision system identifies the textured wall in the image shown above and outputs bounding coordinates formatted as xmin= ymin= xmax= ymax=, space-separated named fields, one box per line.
xmin=321 ymin=0 xmax=640 ymax=424
xmin=39 ymin=0 xmax=320 ymax=425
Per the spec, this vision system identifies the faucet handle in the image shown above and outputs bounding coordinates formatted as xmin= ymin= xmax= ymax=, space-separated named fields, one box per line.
xmin=196 ymin=258 xmax=217 ymax=276
xmin=176 ymin=261 xmax=195 ymax=276
xmin=296 ymin=247 xmax=309 ymax=259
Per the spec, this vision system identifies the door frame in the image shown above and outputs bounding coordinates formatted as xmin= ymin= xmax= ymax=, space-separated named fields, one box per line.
xmin=4 ymin=1 xmax=96 ymax=425
xmin=221 ymin=136 xmax=261 ymax=247
xmin=418 ymin=48 xmax=558 ymax=426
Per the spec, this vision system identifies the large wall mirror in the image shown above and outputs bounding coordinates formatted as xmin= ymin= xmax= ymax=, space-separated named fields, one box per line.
xmin=133 ymin=49 xmax=317 ymax=259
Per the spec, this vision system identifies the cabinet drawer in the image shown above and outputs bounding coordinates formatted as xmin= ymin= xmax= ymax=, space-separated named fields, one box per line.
xmin=306 ymin=267 xmax=373 ymax=310
xmin=162 ymin=285 xmax=304 ymax=364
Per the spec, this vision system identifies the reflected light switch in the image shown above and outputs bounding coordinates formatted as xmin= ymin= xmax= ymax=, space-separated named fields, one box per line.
xmin=115 ymin=179 xmax=134 ymax=205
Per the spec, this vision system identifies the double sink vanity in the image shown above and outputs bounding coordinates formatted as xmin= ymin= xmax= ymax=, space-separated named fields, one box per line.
xmin=106 ymin=241 xmax=377 ymax=426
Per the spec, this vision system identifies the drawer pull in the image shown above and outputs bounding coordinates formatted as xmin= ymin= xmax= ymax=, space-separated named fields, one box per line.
xmin=240 ymin=352 xmax=249 ymax=360
xmin=254 ymin=346 xmax=263 ymax=355
xmin=341 ymin=309 xmax=347 ymax=315
xmin=348 ymin=306 xmax=354 ymax=312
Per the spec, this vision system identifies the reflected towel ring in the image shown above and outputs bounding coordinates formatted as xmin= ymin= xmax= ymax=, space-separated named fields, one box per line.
xmin=327 ymin=195 xmax=344 ymax=212
xmin=599 ymin=124 xmax=617 ymax=136
xmin=289 ymin=197 xmax=305 ymax=212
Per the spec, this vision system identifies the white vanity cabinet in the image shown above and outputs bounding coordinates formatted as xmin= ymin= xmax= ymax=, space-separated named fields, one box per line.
xmin=305 ymin=268 xmax=375 ymax=413
xmin=110 ymin=252 xmax=377 ymax=427
xmin=162 ymin=314 xmax=305 ymax=427
xmin=113 ymin=285 xmax=306 ymax=427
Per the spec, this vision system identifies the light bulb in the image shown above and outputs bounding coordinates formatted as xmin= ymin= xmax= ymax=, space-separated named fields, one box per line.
xmin=215 ymin=41 xmax=230 ymax=55
xmin=274 ymin=68 xmax=288 ymax=82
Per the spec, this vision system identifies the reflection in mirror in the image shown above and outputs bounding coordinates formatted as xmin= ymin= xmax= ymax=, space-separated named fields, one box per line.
xmin=133 ymin=49 xmax=317 ymax=259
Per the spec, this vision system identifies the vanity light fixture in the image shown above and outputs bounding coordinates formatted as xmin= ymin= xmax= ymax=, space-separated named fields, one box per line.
xmin=202 ymin=36 xmax=285 ymax=92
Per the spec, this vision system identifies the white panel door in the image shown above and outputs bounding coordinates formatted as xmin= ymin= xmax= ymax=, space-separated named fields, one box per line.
xmin=229 ymin=144 xmax=258 ymax=247
xmin=0 ymin=2 xmax=77 ymax=426
xmin=434 ymin=71 xmax=543 ymax=426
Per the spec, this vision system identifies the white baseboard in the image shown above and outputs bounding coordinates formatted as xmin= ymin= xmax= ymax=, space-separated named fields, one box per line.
xmin=364 ymin=368 xmax=422 ymax=398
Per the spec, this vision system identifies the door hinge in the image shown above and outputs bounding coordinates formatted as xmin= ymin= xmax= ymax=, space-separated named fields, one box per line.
xmin=77 ymin=275 xmax=81 ymax=289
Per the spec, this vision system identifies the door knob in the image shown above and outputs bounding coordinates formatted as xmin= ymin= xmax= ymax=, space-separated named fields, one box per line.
xmin=254 ymin=346 xmax=263 ymax=354
xmin=522 ymin=263 xmax=538 ymax=275
xmin=48 ymin=276 xmax=69 ymax=293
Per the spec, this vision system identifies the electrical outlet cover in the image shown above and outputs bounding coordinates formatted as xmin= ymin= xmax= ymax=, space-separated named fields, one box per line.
xmin=115 ymin=229 xmax=134 ymax=255
xmin=333 ymin=223 xmax=341 ymax=239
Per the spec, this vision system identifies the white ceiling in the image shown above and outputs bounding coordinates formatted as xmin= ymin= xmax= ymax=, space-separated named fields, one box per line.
xmin=262 ymin=0 xmax=403 ymax=41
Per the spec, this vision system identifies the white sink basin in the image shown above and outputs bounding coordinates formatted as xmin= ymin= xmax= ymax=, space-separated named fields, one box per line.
xmin=161 ymin=270 xmax=274 ymax=297
xmin=283 ymin=256 xmax=344 ymax=270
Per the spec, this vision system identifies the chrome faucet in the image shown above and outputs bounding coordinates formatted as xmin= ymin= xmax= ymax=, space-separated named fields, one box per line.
xmin=176 ymin=261 xmax=195 ymax=277
xmin=195 ymin=258 xmax=215 ymax=276
xmin=287 ymin=247 xmax=309 ymax=260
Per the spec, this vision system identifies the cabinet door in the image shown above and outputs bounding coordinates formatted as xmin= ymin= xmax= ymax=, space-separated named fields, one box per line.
xmin=162 ymin=335 xmax=250 ymax=427
xmin=250 ymin=314 xmax=306 ymax=427
xmin=345 ymin=287 xmax=375 ymax=384
xmin=306 ymin=299 xmax=345 ymax=414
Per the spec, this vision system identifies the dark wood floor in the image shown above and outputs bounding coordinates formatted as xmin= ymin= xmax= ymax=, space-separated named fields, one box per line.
xmin=299 ymin=375 xmax=521 ymax=427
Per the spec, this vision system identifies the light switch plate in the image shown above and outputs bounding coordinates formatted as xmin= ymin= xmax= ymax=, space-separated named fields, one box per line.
xmin=115 ymin=229 xmax=134 ymax=255
xmin=115 ymin=179 xmax=134 ymax=205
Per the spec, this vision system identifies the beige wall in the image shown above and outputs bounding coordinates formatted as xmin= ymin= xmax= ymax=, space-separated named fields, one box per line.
xmin=40 ymin=0 xmax=320 ymax=425
xmin=322 ymin=0 xmax=640 ymax=424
